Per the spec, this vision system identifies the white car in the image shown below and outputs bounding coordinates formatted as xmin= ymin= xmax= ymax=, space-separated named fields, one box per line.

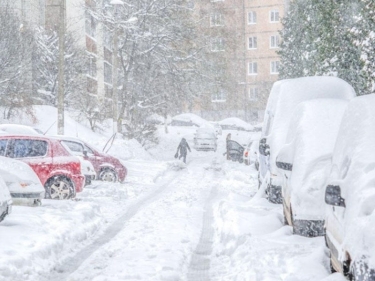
xmin=324 ymin=94 xmax=375 ymax=279
xmin=0 ymin=156 xmax=44 ymax=206
xmin=243 ymin=138 xmax=259 ymax=168
xmin=0 ymin=175 xmax=12 ymax=222
xmin=276 ymin=99 xmax=348 ymax=237
xmin=212 ymin=123 xmax=222 ymax=135
xmin=55 ymin=137 xmax=97 ymax=185
xmin=258 ymin=77 xmax=356 ymax=203
xmin=0 ymin=124 xmax=41 ymax=136
xmin=194 ymin=128 xmax=217 ymax=151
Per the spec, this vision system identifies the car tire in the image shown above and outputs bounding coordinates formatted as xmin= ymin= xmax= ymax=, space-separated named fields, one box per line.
xmin=99 ymin=168 xmax=118 ymax=182
xmin=45 ymin=176 xmax=75 ymax=200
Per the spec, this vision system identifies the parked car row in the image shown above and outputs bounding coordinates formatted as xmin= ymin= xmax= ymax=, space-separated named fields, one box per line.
xmin=0 ymin=125 xmax=128 ymax=222
xmin=257 ymin=76 xmax=375 ymax=280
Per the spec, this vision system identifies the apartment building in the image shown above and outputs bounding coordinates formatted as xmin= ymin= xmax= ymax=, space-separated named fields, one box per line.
xmin=194 ymin=0 xmax=286 ymax=123
xmin=245 ymin=0 xmax=285 ymax=121
xmin=45 ymin=0 xmax=113 ymax=104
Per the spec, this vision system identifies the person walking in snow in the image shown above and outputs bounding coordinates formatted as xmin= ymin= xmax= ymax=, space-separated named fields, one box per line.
xmin=175 ymin=138 xmax=191 ymax=164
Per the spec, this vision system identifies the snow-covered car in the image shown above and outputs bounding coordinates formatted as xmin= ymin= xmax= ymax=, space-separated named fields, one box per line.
xmin=0 ymin=156 xmax=45 ymax=206
xmin=244 ymin=138 xmax=259 ymax=168
xmin=324 ymin=95 xmax=375 ymax=279
xmin=55 ymin=136 xmax=127 ymax=183
xmin=276 ymin=99 xmax=348 ymax=237
xmin=171 ymin=113 xmax=207 ymax=127
xmin=0 ymin=176 xmax=12 ymax=222
xmin=258 ymin=77 xmax=356 ymax=204
xmin=0 ymin=135 xmax=85 ymax=199
xmin=218 ymin=117 xmax=254 ymax=131
xmin=0 ymin=124 xmax=41 ymax=136
xmin=194 ymin=128 xmax=217 ymax=151
xmin=55 ymin=137 xmax=97 ymax=185
xmin=212 ymin=123 xmax=222 ymax=135
xmin=227 ymin=140 xmax=244 ymax=163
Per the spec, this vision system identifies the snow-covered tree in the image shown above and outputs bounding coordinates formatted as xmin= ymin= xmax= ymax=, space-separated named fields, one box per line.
xmin=279 ymin=0 xmax=366 ymax=95
xmin=33 ymin=28 xmax=87 ymax=107
xmin=89 ymin=0 xmax=219 ymax=140
xmin=0 ymin=5 xmax=35 ymax=119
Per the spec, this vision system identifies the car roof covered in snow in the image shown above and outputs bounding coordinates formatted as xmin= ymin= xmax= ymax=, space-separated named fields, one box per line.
xmin=171 ymin=113 xmax=207 ymax=126
xmin=0 ymin=124 xmax=41 ymax=136
xmin=266 ymin=76 xmax=356 ymax=174
xmin=277 ymin=99 xmax=349 ymax=216
xmin=218 ymin=117 xmax=254 ymax=131
xmin=327 ymin=94 xmax=375 ymax=266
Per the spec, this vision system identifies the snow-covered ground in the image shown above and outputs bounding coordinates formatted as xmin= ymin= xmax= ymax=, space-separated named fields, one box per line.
xmin=0 ymin=109 xmax=347 ymax=280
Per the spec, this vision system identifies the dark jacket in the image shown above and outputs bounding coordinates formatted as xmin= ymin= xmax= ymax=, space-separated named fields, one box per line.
xmin=177 ymin=138 xmax=191 ymax=156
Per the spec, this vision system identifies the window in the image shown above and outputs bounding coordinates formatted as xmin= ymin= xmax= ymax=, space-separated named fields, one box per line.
xmin=249 ymin=87 xmax=259 ymax=101
xmin=104 ymin=62 xmax=112 ymax=84
xmin=0 ymin=140 xmax=7 ymax=156
xmin=211 ymin=38 xmax=225 ymax=52
xmin=271 ymin=61 xmax=280 ymax=74
xmin=8 ymin=139 xmax=48 ymax=158
xmin=84 ymin=145 xmax=95 ymax=156
xmin=85 ymin=10 xmax=96 ymax=38
xmin=248 ymin=36 xmax=257 ymax=49
xmin=212 ymin=90 xmax=226 ymax=102
xmin=210 ymin=13 xmax=224 ymax=26
xmin=270 ymin=35 xmax=280 ymax=48
xmin=248 ymin=62 xmax=258 ymax=75
xmin=270 ymin=10 xmax=279 ymax=22
xmin=103 ymin=25 xmax=113 ymax=50
xmin=61 ymin=141 xmax=84 ymax=154
xmin=87 ymin=55 xmax=97 ymax=78
xmin=248 ymin=11 xmax=256 ymax=24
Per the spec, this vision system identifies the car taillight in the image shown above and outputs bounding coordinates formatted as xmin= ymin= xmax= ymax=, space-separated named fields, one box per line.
xmin=244 ymin=151 xmax=248 ymax=157
xmin=71 ymin=161 xmax=81 ymax=174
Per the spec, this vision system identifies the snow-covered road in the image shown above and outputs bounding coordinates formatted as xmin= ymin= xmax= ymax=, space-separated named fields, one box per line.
xmin=0 ymin=127 xmax=347 ymax=281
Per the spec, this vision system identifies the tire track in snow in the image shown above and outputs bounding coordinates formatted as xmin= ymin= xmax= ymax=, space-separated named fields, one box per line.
xmin=41 ymin=171 xmax=181 ymax=281
xmin=187 ymin=185 xmax=218 ymax=281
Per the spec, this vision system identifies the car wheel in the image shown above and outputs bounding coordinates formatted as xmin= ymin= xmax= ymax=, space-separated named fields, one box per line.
xmin=99 ymin=168 xmax=118 ymax=182
xmin=45 ymin=176 xmax=75 ymax=200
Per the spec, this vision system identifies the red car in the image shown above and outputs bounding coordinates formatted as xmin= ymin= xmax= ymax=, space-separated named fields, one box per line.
xmin=0 ymin=135 xmax=85 ymax=199
xmin=57 ymin=137 xmax=127 ymax=183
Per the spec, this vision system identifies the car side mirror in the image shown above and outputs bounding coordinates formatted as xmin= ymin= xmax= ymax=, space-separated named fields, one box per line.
xmin=325 ymin=185 xmax=346 ymax=207
xmin=259 ymin=138 xmax=270 ymax=156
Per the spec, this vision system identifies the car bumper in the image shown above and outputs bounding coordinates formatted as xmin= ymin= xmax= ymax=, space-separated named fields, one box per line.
xmin=293 ymin=219 xmax=325 ymax=237
xmin=10 ymin=192 xmax=45 ymax=199
xmin=71 ymin=174 xmax=85 ymax=193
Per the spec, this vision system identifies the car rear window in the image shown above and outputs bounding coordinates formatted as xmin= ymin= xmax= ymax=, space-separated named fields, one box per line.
xmin=7 ymin=139 xmax=48 ymax=158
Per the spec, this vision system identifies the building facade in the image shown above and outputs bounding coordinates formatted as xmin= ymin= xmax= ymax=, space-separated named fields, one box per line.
xmin=244 ymin=0 xmax=285 ymax=122
xmin=194 ymin=0 xmax=287 ymax=123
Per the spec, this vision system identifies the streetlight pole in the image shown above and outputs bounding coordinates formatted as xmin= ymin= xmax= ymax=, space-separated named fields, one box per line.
xmin=111 ymin=0 xmax=123 ymax=134
xmin=57 ymin=0 xmax=66 ymax=135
